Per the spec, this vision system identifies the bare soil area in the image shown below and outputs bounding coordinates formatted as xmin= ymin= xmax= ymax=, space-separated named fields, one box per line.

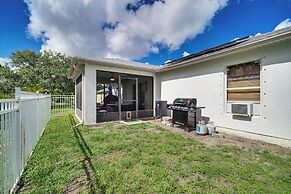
xmin=151 ymin=118 xmax=291 ymax=157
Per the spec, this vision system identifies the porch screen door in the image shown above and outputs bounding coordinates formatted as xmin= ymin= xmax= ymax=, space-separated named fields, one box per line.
xmin=118 ymin=75 xmax=138 ymax=120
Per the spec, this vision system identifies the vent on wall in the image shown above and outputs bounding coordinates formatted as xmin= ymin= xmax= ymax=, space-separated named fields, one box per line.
xmin=231 ymin=104 xmax=253 ymax=116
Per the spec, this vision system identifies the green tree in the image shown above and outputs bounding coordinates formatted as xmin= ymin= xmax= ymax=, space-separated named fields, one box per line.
xmin=11 ymin=50 xmax=74 ymax=94
xmin=0 ymin=64 xmax=18 ymax=95
xmin=11 ymin=50 xmax=40 ymax=89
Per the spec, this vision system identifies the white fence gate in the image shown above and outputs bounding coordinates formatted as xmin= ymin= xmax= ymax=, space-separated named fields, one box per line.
xmin=1 ymin=88 xmax=51 ymax=193
xmin=51 ymin=95 xmax=75 ymax=116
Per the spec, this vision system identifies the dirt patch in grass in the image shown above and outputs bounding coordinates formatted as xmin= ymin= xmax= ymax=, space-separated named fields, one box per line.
xmin=177 ymin=173 xmax=205 ymax=185
xmin=211 ymin=176 xmax=233 ymax=192
xmin=151 ymin=120 xmax=290 ymax=157
xmin=96 ymin=150 xmax=125 ymax=162
xmin=89 ymin=122 xmax=120 ymax=131
xmin=65 ymin=177 xmax=86 ymax=194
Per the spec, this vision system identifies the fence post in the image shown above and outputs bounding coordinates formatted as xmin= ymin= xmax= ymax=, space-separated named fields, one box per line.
xmin=15 ymin=88 xmax=21 ymax=190
xmin=36 ymin=92 xmax=40 ymax=140
xmin=1 ymin=96 xmax=5 ymax=193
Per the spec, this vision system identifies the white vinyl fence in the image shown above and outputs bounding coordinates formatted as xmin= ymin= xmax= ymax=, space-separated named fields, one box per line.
xmin=51 ymin=95 xmax=75 ymax=116
xmin=1 ymin=88 xmax=51 ymax=193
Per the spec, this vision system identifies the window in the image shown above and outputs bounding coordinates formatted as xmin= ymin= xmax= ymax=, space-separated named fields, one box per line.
xmin=76 ymin=75 xmax=82 ymax=110
xmin=226 ymin=61 xmax=260 ymax=102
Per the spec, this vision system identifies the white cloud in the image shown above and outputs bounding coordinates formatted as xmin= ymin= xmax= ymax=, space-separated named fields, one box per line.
xmin=0 ymin=57 xmax=12 ymax=67
xmin=25 ymin=0 xmax=228 ymax=60
xmin=164 ymin=59 xmax=171 ymax=64
xmin=182 ymin=51 xmax=190 ymax=57
xmin=254 ymin=18 xmax=291 ymax=38
xmin=274 ymin=18 xmax=291 ymax=31
xmin=150 ymin=47 xmax=159 ymax=54
xmin=255 ymin=32 xmax=261 ymax=36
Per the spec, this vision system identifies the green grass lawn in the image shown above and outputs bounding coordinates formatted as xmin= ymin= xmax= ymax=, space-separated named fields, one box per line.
xmin=18 ymin=116 xmax=291 ymax=193
xmin=51 ymin=107 xmax=74 ymax=115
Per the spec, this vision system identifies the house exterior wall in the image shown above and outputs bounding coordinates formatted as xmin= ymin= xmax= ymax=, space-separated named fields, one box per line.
xmin=83 ymin=63 xmax=155 ymax=125
xmin=155 ymin=39 xmax=291 ymax=142
xmin=83 ymin=64 xmax=97 ymax=125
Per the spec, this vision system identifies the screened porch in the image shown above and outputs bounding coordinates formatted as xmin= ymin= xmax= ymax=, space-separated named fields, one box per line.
xmin=96 ymin=70 xmax=153 ymax=123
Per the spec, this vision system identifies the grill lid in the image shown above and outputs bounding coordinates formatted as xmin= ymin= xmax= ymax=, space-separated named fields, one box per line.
xmin=173 ymin=98 xmax=197 ymax=107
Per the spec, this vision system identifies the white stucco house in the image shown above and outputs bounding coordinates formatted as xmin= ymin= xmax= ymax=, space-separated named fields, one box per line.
xmin=69 ymin=27 xmax=291 ymax=147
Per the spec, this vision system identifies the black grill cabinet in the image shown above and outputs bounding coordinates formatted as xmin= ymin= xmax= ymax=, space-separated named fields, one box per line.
xmin=168 ymin=98 xmax=204 ymax=131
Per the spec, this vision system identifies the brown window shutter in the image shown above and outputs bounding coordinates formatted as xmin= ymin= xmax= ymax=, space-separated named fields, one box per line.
xmin=227 ymin=61 xmax=260 ymax=102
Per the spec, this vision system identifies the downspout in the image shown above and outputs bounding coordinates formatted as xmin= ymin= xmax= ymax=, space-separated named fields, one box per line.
xmin=71 ymin=121 xmax=83 ymax=129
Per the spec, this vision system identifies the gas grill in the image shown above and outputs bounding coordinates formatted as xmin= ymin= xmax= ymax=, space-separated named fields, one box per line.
xmin=168 ymin=98 xmax=204 ymax=131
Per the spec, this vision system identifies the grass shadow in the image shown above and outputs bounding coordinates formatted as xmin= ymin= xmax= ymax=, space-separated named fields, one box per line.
xmin=69 ymin=115 xmax=105 ymax=193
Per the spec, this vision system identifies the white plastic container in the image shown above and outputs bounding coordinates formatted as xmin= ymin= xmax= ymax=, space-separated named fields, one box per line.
xmin=196 ymin=120 xmax=208 ymax=135
xmin=206 ymin=122 xmax=216 ymax=135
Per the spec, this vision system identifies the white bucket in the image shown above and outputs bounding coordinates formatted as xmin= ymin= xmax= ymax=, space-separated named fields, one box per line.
xmin=207 ymin=122 xmax=216 ymax=134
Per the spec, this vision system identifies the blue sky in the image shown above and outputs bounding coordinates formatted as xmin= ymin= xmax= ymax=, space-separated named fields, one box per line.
xmin=0 ymin=0 xmax=290 ymax=65
xmin=0 ymin=1 xmax=39 ymax=57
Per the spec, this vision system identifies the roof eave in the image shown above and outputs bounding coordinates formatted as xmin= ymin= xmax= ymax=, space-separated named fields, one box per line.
xmin=158 ymin=30 xmax=291 ymax=72
xmin=68 ymin=59 xmax=84 ymax=80
xmin=73 ymin=57 xmax=158 ymax=73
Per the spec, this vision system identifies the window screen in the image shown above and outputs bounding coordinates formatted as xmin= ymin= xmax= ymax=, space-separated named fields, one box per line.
xmin=76 ymin=75 xmax=82 ymax=110
xmin=227 ymin=61 xmax=260 ymax=102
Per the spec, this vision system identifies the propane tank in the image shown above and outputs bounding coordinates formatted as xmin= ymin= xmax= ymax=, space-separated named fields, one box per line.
xmin=196 ymin=120 xmax=208 ymax=135
xmin=206 ymin=121 xmax=216 ymax=135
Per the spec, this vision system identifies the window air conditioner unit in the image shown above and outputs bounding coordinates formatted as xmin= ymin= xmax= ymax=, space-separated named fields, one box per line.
xmin=231 ymin=103 xmax=253 ymax=116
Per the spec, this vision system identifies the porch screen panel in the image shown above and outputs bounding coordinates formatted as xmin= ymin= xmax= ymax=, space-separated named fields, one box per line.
xmin=76 ymin=75 xmax=82 ymax=110
xmin=227 ymin=61 xmax=260 ymax=102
